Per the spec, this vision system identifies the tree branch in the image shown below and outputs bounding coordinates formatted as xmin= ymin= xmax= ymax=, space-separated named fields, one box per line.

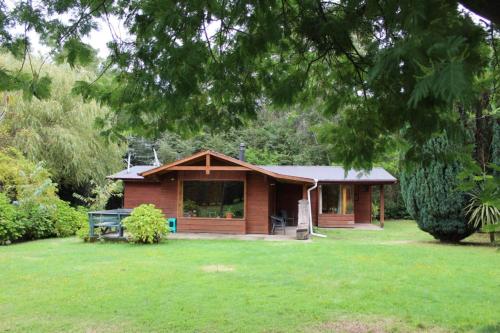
xmin=459 ymin=1 xmax=500 ymax=25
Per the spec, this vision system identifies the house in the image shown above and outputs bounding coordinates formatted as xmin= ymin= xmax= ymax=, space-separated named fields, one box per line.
xmin=108 ymin=148 xmax=397 ymax=234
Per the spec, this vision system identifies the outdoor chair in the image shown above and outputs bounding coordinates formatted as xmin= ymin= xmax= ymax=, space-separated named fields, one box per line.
xmin=279 ymin=210 xmax=296 ymax=226
xmin=270 ymin=215 xmax=286 ymax=235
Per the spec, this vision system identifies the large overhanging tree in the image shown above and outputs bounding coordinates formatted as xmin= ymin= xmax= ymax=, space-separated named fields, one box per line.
xmin=1 ymin=0 xmax=498 ymax=168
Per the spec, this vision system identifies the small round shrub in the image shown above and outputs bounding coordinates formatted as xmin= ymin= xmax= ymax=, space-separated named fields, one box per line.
xmin=53 ymin=201 xmax=87 ymax=237
xmin=122 ymin=204 xmax=168 ymax=244
xmin=0 ymin=193 xmax=23 ymax=244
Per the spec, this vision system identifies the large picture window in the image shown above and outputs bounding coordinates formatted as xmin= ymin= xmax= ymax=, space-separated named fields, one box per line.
xmin=183 ymin=181 xmax=244 ymax=218
xmin=321 ymin=184 xmax=353 ymax=214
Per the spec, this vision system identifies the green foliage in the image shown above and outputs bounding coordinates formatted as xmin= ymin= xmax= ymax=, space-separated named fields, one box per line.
xmin=0 ymin=147 xmax=86 ymax=242
xmin=0 ymin=193 xmax=23 ymax=244
xmin=465 ymin=191 xmax=499 ymax=234
xmin=461 ymin=165 xmax=500 ymax=242
xmin=0 ymin=54 xmax=125 ymax=198
xmin=75 ymin=210 xmax=94 ymax=242
xmin=400 ymin=135 xmax=477 ymax=242
xmin=17 ymin=203 xmax=55 ymax=240
xmin=73 ymin=180 xmax=123 ymax=210
xmin=154 ymin=107 xmax=331 ymax=166
xmin=0 ymin=0 xmax=496 ymax=172
xmin=122 ymin=204 xmax=169 ymax=244
xmin=55 ymin=38 xmax=96 ymax=68
xmin=63 ymin=0 xmax=488 ymax=171
xmin=0 ymin=148 xmax=58 ymax=202
xmin=53 ymin=201 xmax=87 ymax=237
xmin=493 ymin=122 xmax=500 ymax=168
xmin=245 ymin=148 xmax=281 ymax=166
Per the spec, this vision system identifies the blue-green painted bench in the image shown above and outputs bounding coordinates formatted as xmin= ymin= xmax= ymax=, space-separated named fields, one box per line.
xmin=88 ymin=209 xmax=177 ymax=238
xmin=88 ymin=209 xmax=132 ymax=238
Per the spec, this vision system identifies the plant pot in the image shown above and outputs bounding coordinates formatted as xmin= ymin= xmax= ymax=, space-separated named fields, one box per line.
xmin=225 ymin=212 xmax=233 ymax=219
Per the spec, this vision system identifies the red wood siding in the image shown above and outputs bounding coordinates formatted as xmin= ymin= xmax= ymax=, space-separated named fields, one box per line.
xmin=124 ymin=182 xmax=162 ymax=209
xmin=177 ymin=218 xmax=245 ymax=234
xmin=246 ymin=172 xmax=270 ymax=234
xmin=124 ymin=176 xmax=178 ymax=218
xmin=318 ymin=214 xmax=355 ymax=227
xmin=180 ymin=170 xmax=245 ymax=181
xmin=354 ymin=184 xmax=372 ymax=223
xmin=123 ymin=171 xmax=375 ymax=233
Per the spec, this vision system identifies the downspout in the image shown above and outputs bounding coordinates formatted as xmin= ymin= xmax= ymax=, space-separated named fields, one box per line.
xmin=307 ymin=179 xmax=326 ymax=238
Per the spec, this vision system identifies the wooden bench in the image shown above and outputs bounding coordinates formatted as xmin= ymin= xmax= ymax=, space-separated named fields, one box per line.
xmin=88 ymin=209 xmax=132 ymax=238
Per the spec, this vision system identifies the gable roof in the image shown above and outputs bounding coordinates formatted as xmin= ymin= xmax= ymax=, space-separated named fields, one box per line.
xmin=108 ymin=150 xmax=397 ymax=184
xmin=139 ymin=150 xmax=315 ymax=183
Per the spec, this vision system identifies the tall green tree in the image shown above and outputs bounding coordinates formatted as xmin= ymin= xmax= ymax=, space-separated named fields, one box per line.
xmin=0 ymin=54 xmax=124 ymax=200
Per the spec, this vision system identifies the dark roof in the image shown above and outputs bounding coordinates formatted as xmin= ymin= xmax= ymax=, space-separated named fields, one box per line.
xmin=259 ymin=166 xmax=397 ymax=183
xmin=107 ymin=165 xmax=156 ymax=180
xmin=108 ymin=162 xmax=396 ymax=184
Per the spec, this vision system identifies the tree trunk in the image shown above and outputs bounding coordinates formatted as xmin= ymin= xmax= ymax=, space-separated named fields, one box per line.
xmin=474 ymin=93 xmax=493 ymax=171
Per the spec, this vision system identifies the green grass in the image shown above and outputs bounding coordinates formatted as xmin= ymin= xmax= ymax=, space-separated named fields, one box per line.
xmin=0 ymin=221 xmax=498 ymax=332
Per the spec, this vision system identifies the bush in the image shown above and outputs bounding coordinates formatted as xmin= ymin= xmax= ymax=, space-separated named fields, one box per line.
xmin=400 ymin=136 xmax=477 ymax=242
xmin=122 ymin=204 xmax=169 ymax=244
xmin=17 ymin=203 xmax=56 ymax=240
xmin=76 ymin=215 xmax=93 ymax=242
xmin=0 ymin=148 xmax=58 ymax=203
xmin=0 ymin=193 xmax=23 ymax=244
xmin=53 ymin=201 xmax=87 ymax=237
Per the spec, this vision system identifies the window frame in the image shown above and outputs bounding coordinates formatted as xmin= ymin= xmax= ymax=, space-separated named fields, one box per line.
xmin=179 ymin=179 xmax=246 ymax=220
xmin=319 ymin=183 xmax=354 ymax=215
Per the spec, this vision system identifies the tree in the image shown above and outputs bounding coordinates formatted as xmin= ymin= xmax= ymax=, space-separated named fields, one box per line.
xmin=400 ymin=135 xmax=477 ymax=242
xmin=153 ymin=106 xmax=331 ymax=165
xmin=0 ymin=1 xmax=495 ymax=170
xmin=0 ymin=54 xmax=124 ymax=201
xmin=71 ymin=0 xmax=492 ymax=171
xmin=460 ymin=121 xmax=500 ymax=243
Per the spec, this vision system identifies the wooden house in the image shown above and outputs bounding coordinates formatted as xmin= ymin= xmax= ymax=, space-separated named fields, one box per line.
xmin=109 ymin=149 xmax=397 ymax=234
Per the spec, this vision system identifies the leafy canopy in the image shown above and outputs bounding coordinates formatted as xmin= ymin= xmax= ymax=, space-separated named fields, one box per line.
xmin=0 ymin=0 xmax=497 ymax=169
xmin=0 ymin=53 xmax=125 ymax=194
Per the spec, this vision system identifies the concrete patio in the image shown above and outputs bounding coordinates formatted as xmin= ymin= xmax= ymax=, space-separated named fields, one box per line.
xmin=168 ymin=226 xmax=302 ymax=241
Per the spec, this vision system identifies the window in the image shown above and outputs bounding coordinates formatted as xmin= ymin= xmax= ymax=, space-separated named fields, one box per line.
xmin=321 ymin=184 xmax=353 ymax=214
xmin=183 ymin=181 xmax=244 ymax=218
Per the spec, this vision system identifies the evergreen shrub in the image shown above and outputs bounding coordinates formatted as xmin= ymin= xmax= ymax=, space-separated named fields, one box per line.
xmin=122 ymin=204 xmax=169 ymax=244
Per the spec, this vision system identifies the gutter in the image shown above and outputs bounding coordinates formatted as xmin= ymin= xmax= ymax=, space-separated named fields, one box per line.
xmin=307 ymin=179 xmax=326 ymax=238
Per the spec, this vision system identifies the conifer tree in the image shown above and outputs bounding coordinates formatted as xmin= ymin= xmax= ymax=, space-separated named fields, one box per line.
xmin=400 ymin=135 xmax=477 ymax=242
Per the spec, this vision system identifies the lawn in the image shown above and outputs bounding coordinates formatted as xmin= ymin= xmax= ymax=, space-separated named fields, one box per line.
xmin=0 ymin=221 xmax=498 ymax=332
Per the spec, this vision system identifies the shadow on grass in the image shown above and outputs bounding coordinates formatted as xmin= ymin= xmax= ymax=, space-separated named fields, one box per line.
xmin=476 ymin=322 xmax=500 ymax=333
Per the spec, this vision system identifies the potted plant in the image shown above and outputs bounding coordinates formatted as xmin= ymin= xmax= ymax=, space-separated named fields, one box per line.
xmin=225 ymin=207 xmax=234 ymax=219
xmin=183 ymin=200 xmax=197 ymax=217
